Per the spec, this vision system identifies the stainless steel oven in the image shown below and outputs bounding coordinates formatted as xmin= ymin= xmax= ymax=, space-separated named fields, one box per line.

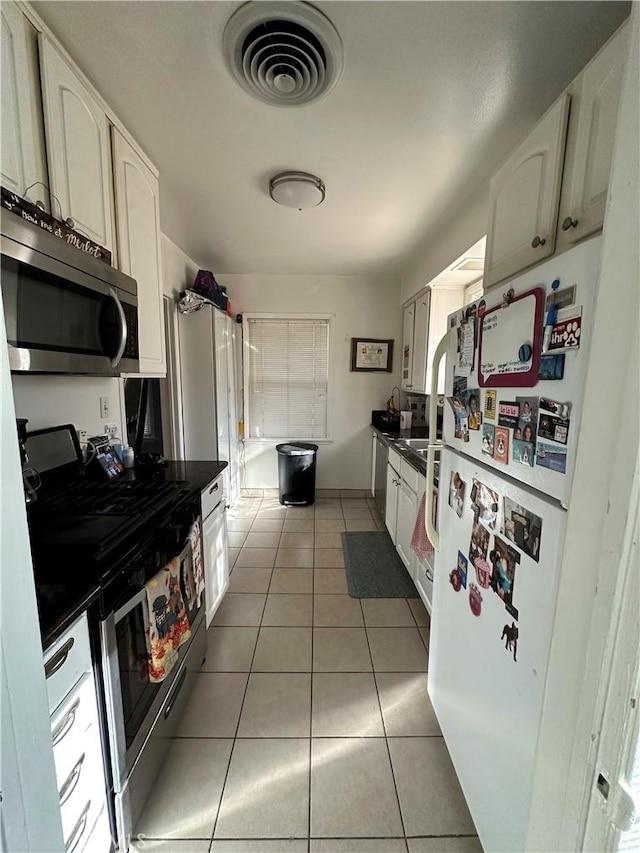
xmin=99 ymin=500 xmax=206 ymax=852
xmin=1 ymin=213 xmax=139 ymax=375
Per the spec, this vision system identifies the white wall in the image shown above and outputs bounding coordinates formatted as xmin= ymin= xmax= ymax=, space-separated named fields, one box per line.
xmin=161 ymin=232 xmax=201 ymax=299
xmin=216 ymin=273 xmax=402 ymax=490
xmin=401 ymin=182 xmax=489 ymax=304
xmin=11 ymin=375 xmax=124 ymax=438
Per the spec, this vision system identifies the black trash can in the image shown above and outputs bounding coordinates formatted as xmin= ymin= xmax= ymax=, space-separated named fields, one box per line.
xmin=276 ymin=442 xmax=319 ymax=506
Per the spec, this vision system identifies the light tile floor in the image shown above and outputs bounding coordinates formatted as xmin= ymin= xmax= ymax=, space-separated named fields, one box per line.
xmin=133 ymin=496 xmax=482 ymax=853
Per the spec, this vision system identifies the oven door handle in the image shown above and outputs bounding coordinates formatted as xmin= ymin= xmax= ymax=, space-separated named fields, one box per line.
xmin=114 ymin=587 xmax=148 ymax=624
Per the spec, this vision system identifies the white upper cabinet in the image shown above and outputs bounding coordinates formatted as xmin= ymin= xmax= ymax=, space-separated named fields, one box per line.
xmin=484 ymin=95 xmax=570 ymax=289
xmin=39 ymin=36 xmax=115 ymax=254
xmin=401 ymin=301 xmax=415 ymax=390
xmin=112 ymin=128 xmax=166 ymax=376
xmin=410 ymin=291 xmax=430 ymax=394
xmin=1 ymin=2 xmax=48 ymax=206
xmin=556 ymin=23 xmax=629 ymax=250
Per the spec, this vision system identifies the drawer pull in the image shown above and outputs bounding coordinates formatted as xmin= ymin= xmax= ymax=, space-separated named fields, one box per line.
xmin=52 ymin=698 xmax=80 ymax=746
xmin=44 ymin=638 xmax=74 ymax=680
xmin=209 ymin=482 xmax=219 ymax=495
xmin=65 ymin=800 xmax=91 ymax=852
xmin=164 ymin=666 xmax=188 ymax=720
xmin=59 ymin=753 xmax=85 ymax=806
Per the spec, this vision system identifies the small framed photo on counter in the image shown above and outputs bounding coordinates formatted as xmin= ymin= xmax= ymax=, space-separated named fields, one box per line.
xmin=350 ymin=338 xmax=393 ymax=372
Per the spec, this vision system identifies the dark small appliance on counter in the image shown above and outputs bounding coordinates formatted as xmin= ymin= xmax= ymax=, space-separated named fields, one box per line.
xmin=371 ymin=409 xmax=401 ymax=432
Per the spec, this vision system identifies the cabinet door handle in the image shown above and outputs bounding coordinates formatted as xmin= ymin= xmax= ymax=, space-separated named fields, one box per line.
xmin=65 ymin=801 xmax=91 ymax=852
xmin=531 ymin=235 xmax=546 ymax=248
xmin=44 ymin=638 xmax=74 ymax=680
xmin=561 ymin=216 xmax=579 ymax=231
xmin=209 ymin=482 xmax=219 ymax=495
xmin=59 ymin=753 xmax=85 ymax=805
xmin=52 ymin=698 xmax=81 ymax=746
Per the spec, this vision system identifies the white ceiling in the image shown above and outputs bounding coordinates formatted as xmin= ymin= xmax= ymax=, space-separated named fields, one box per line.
xmin=32 ymin=1 xmax=629 ymax=277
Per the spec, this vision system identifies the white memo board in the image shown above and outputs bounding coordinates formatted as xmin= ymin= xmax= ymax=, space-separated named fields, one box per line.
xmin=478 ymin=288 xmax=544 ymax=388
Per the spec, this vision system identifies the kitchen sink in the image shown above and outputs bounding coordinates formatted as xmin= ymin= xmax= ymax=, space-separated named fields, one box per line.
xmin=399 ymin=438 xmax=432 ymax=449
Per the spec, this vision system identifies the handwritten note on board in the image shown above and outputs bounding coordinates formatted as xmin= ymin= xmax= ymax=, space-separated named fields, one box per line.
xmin=478 ymin=289 xmax=544 ymax=388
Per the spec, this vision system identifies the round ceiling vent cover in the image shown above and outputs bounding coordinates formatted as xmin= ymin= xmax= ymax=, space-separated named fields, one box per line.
xmin=223 ymin=1 xmax=343 ymax=107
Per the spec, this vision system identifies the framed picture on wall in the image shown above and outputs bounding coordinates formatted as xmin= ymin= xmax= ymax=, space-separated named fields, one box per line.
xmin=350 ymin=338 xmax=394 ymax=372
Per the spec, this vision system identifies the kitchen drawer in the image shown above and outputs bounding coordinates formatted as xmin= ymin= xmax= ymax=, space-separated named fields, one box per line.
xmin=415 ymin=556 xmax=434 ymax=615
xmin=400 ymin=458 xmax=421 ymax=494
xmin=44 ymin=613 xmax=92 ymax=715
xmin=388 ymin=446 xmax=402 ymax=475
xmin=201 ymin=472 xmax=225 ymax=520
xmin=78 ymin=805 xmax=111 ymax=853
xmin=59 ymin=737 xmax=107 ymax=849
xmin=51 ymin=673 xmax=100 ymax=787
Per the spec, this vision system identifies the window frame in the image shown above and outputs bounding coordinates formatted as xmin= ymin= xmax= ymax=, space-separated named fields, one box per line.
xmin=242 ymin=312 xmax=334 ymax=443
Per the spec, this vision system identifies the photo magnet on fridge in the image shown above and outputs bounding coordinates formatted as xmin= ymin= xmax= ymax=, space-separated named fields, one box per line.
xmin=469 ymin=521 xmax=490 ymax=568
xmin=448 ymin=471 xmax=466 ymax=518
xmin=516 ymin=396 xmax=538 ymax=443
xmin=536 ymin=441 xmax=568 ymax=474
xmin=489 ymin=535 xmax=520 ymax=612
xmin=500 ymin=622 xmax=518 ymax=662
xmin=498 ymin=401 xmax=520 ymax=429
xmin=502 ymin=497 xmax=542 ymax=562
xmin=538 ymin=398 xmax=572 ymax=444
xmin=457 ymin=551 xmax=468 ymax=589
xmin=493 ymin=427 xmax=510 ymax=465
xmin=481 ymin=424 xmax=495 ymax=457
xmin=512 ymin=439 xmax=534 ymax=467
xmin=470 ymin=480 xmax=500 ymax=531
xmin=466 ymin=391 xmax=482 ymax=430
xmin=538 ymin=353 xmax=565 ymax=380
xmin=446 ymin=396 xmax=470 ymax=442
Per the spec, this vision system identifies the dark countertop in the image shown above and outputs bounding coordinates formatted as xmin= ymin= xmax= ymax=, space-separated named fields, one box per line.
xmin=38 ymin=458 xmax=228 ymax=650
xmin=160 ymin=459 xmax=228 ymax=494
xmin=372 ymin=425 xmax=441 ymax=486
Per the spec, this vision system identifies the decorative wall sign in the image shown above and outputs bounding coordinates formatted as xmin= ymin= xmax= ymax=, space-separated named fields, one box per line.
xmin=478 ymin=288 xmax=545 ymax=387
xmin=350 ymin=338 xmax=393 ymax=372
xmin=1 ymin=187 xmax=112 ymax=264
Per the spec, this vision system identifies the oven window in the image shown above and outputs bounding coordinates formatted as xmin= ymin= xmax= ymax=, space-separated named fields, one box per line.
xmin=1 ymin=256 xmax=122 ymax=357
xmin=115 ymin=601 xmax=162 ymax=748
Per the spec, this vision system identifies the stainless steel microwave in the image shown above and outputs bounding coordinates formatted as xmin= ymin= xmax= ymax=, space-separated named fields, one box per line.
xmin=1 ymin=213 xmax=139 ymax=375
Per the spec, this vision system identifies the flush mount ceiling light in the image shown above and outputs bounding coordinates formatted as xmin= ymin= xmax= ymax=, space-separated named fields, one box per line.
xmin=223 ymin=1 xmax=343 ymax=107
xmin=269 ymin=171 xmax=325 ymax=209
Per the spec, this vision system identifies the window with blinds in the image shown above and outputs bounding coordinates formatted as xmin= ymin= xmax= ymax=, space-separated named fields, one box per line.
xmin=245 ymin=316 xmax=330 ymax=440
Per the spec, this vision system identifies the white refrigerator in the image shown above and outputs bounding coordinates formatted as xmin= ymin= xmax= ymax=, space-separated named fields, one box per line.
xmin=426 ymin=235 xmax=602 ymax=852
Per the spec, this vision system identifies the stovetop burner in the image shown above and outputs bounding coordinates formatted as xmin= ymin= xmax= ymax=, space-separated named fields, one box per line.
xmin=41 ymin=476 xmax=181 ymax=517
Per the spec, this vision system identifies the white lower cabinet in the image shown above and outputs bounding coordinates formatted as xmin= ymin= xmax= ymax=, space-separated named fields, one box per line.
xmin=385 ymin=454 xmax=400 ymax=544
xmin=411 ymin=486 xmax=436 ymax=614
xmin=202 ymin=472 xmax=229 ymax=627
xmin=44 ymin=613 xmax=111 ymax=853
xmin=396 ymin=476 xmax=417 ymax=570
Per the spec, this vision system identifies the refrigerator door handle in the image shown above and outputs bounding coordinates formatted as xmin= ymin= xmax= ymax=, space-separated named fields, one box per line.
xmin=426 ymin=328 xmax=451 ymax=550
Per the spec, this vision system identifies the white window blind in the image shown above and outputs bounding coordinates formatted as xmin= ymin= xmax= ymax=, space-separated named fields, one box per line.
xmin=246 ymin=317 xmax=329 ymax=440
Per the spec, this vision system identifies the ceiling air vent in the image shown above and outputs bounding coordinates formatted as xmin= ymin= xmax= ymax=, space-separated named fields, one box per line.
xmin=223 ymin=1 xmax=343 ymax=107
